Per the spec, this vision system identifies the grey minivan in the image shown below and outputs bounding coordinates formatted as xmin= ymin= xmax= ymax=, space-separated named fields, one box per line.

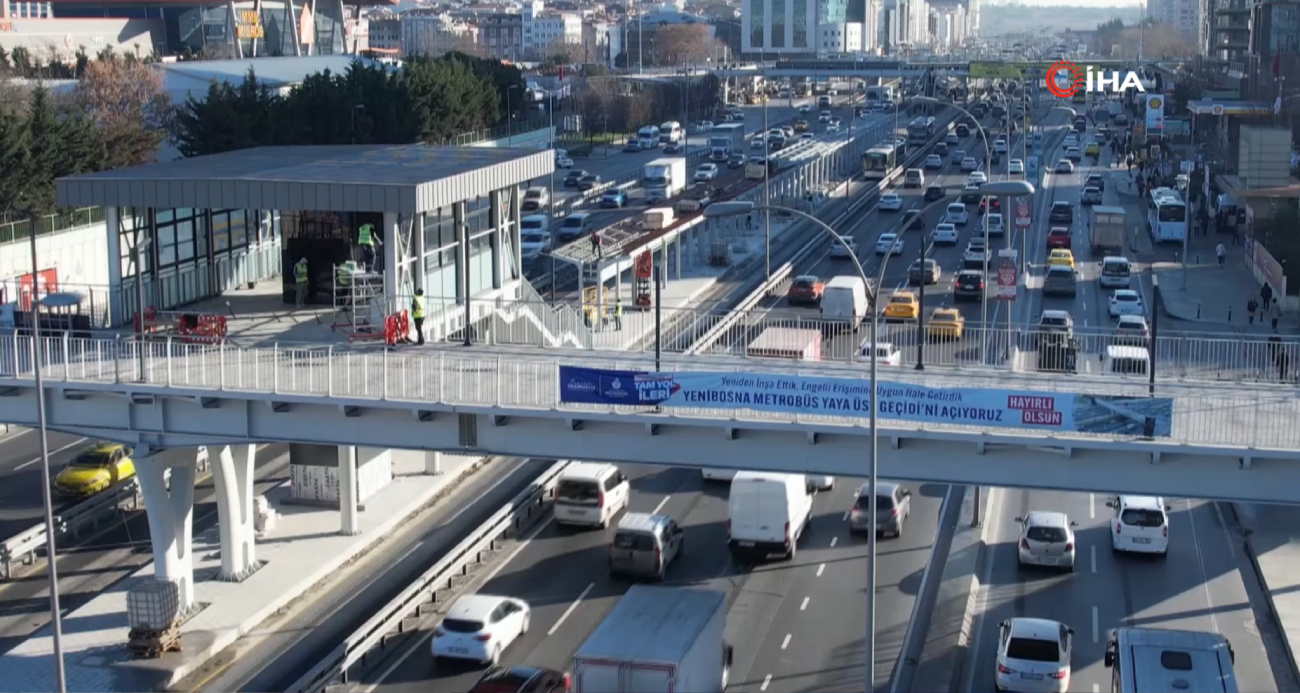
xmin=608 ymin=513 xmax=683 ymax=581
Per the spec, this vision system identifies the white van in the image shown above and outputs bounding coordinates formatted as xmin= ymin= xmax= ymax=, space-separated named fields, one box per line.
xmin=554 ymin=462 xmax=631 ymax=529
xmin=820 ymin=275 xmax=869 ymax=330
xmin=727 ymin=472 xmax=814 ymax=561
xmin=1107 ymin=495 xmax=1170 ymax=556
xmin=1099 ymin=256 xmax=1132 ymax=288
xmin=904 ymin=168 xmax=924 ymax=188
xmin=1103 ymin=345 xmax=1149 ymax=376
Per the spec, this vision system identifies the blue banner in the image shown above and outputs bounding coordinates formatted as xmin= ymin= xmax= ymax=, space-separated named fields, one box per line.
xmin=559 ymin=366 xmax=1173 ymax=437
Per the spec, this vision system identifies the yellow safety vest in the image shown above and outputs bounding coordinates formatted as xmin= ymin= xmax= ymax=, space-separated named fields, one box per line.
xmin=411 ymin=295 xmax=425 ymax=319
xmin=337 ymin=266 xmax=352 ymax=287
xmin=294 ymin=260 xmax=308 ymax=284
xmin=358 ymin=225 xmax=374 ymax=246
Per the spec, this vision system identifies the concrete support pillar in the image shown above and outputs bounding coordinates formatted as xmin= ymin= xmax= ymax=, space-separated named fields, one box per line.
xmin=425 ymin=450 xmax=443 ymax=475
xmin=338 ymin=445 xmax=360 ymax=535
xmin=213 ymin=444 xmax=258 ymax=581
xmin=382 ymin=211 xmax=402 ymax=301
xmin=137 ymin=449 xmax=197 ymax=610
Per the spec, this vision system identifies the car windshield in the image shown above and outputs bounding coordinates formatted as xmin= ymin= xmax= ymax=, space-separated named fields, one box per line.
xmin=890 ymin=295 xmax=911 ymax=304
xmin=856 ymin=494 xmax=894 ymax=510
xmin=1116 ymin=294 xmax=1138 ymax=302
xmin=71 ymin=452 xmax=112 ymax=468
xmin=1005 ymin=637 xmax=1061 ymax=663
xmin=1121 ymin=508 xmax=1165 ymax=527
xmin=793 ymin=278 xmax=816 ymax=289
xmin=1027 ymin=526 xmax=1067 ymax=542
xmin=442 ymin=617 xmax=485 ymax=633
xmin=1041 ymin=316 xmax=1067 ymax=327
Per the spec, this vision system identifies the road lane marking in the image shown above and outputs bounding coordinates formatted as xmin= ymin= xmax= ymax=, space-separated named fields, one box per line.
xmin=1089 ymin=493 xmax=1096 ymax=519
xmin=800 ymin=597 xmax=809 ymax=611
xmin=548 ymin=582 xmax=595 ymax=636
xmin=761 ymin=674 xmax=772 ymax=691
xmin=816 ymin=563 xmax=825 ymax=577
xmin=962 ymin=486 xmax=1005 ymax=693
xmin=1092 ymin=606 xmax=1099 ymax=643
xmin=14 ymin=437 xmax=90 ymax=471
xmin=1091 ymin=545 xmax=1097 ymax=574
xmin=830 ymin=536 xmax=838 ymax=548
xmin=781 ymin=633 xmax=792 ymax=650
xmin=1185 ymin=500 xmax=1222 ymax=633
xmin=843 ymin=510 xmax=850 ymax=521
xmin=651 ymin=495 xmax=671 ymax=515
xmin=1093 ymin=685 xmax=1100 ymax=692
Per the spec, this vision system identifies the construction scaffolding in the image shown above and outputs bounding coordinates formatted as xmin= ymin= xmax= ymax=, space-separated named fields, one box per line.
xmin=331 ymin=262 xmax=387 ymax=341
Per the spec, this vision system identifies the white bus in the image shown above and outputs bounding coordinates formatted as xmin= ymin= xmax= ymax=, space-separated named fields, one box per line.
xmin=865 ymin=84 xmax=895 ymax=103
xmin=863 ymin=144 xmax=900 ymax=180
xmin=1105 ymin=627 xmax=1237 ymax=692
xmin=1147 ymin=187 xmax=1188 ymax=242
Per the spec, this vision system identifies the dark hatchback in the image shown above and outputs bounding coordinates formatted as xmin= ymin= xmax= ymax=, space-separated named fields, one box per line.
xmin=953 ymin=270 xmax=984 ymax=301
xmin=470 ymin=666 xmax=571 ymax=693
xmin=924 ymin=185 xmax=945 ymax=202
xmin=1048 ymin=202 xmax=1073 ymax=224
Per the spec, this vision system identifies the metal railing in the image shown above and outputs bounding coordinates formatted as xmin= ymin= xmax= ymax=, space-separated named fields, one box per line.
xmin=286 ymin=460 xmax=572 ymax=692
xmin=0 ymin=207 xmax=105 ymax=246
xmin=0 ymin=478 xmax=141 ymax=580
xmin=2 ymin=335 xmax=1298 ymax=451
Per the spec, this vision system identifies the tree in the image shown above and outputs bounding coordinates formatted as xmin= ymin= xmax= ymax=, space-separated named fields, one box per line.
xmin=73 ymin=54 xmax=173 ymax=170
xmin=0 ymin=107 xmax=30 ymax=214
xmin=651 ymin=24 xmax=712 ymax=66
xmin=440 ymin=52 xmax=524 ymax=126
xmin=171 ymin=70 xmax=280 ymax=157
xmin=10 ymin=88 xmax=98 ymax=214
xmin=403 ymin=56 xmax=498 ymax=140
xmin=1093 ymin=18 xmax=1125 ymax=58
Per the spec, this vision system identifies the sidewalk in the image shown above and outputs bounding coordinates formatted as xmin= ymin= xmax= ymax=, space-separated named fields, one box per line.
xmin=1152 ymin=237 xmax=1300 ymax=334
xmin=0 ymin=451 xmax=482 ymax=693
xmin=1233 ymin=503 xmax=1300 ymax=686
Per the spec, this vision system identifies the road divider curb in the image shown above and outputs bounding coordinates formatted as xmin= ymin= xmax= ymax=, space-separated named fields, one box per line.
xmin=285 ymin=460 xmax=574 ymax=693
xmin=909 ymin=485 xmax=987 ymax=693
xmin=1228 ymin=502 xmax=1300 ymax=686
xmin=0 ymin=478 xmax=142 ymax=580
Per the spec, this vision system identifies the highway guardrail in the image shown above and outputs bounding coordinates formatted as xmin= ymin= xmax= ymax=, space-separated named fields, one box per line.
xmin=0 ymin=478 xmax=142 ymax=580
xmin=285 ymin=459 xmax=573 ymax=693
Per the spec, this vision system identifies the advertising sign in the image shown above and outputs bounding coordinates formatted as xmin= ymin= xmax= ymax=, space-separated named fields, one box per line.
xmin=1015 ymin=198 xmax=1032 ymax=229
xmin=1145 ymin=95 xmax=1165 ymax=132
xmin=558 ymin=367 xmax=1174 ymax=437
xmin=996 ymin=249 xmax=1018 ymax=300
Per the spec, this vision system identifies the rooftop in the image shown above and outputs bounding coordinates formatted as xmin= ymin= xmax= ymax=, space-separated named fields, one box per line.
xmin=56 ymin=144 xmax=553 ymax=215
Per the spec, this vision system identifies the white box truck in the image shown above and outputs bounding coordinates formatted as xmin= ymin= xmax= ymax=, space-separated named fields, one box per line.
xmin=644 ymin=158 xmax=687 ymax=203
xmin=573 ymin=585 xmax=733 ymax=693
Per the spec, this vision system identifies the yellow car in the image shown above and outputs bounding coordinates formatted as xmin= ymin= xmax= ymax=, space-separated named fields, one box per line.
xmin=1048 ymin=249 xmax=1075 ymax=269
xmin=927 ymin=308 xmax=966 ymax=340
xmin=53 ymin=443 xmax=135 ymax=499
xmin=795 ymin=120 xmax=810 ymax=132
xmin=884 ymin=291 xmax=920 ymax=320
xmin=1084 ymin=142 xmax=1100 ymax=157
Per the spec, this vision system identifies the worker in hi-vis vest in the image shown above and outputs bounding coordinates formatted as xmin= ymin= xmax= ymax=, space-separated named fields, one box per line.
xmin=358 ymin=223 xmax=380 ymax=269
xmin=335 ymin=262 xmax=353 ymax=303
xmin=293 ymin=257 xmax=309 ymax=307
xmin=411 ymin=288 xmax=426 ymax=345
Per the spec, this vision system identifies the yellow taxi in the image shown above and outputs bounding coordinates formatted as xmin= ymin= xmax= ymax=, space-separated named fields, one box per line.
xmin=795 ymin=120 xmax=810 ymax=132
xmin=53 ymin=443 xmax=135 ymax=499
xmin=1048 ymin=249 xmax=1075 ymax=270
xmin=1084 ymin=141 xmax=1101 ymax=158
xmin=927 ymin=308 xmax=966 ymax=340
xmin=883 ymin=290 xmax=920 ymax=320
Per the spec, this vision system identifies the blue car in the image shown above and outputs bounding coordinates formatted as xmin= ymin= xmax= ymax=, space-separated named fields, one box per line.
xmin=601 ymin=189 xmax=627 ymax=208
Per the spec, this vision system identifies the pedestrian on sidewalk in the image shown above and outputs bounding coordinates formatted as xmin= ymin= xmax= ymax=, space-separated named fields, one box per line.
xmin=1270 ymin=298 xmax=1282 ymax=331
xmin=1248 ymin=297 xmax=1259 ymax=325
xmin=591 ymin=230 xmax=604 ymax=259
xmin=1261 ymin=281 xmax=1274 ymax=308
xmin=1216 ymin=242 xmax=1227 ymax=267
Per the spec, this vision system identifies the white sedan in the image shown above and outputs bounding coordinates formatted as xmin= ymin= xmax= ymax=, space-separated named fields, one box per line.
xmin=694 ymin=164 xmax=719 ymax=181
xmin=945 ymin=203 xmax=970 ymax=226
xmin=857 ymin=340 xmax=902 ymax=366
xmin=556 ymin=154 xmax=574 ymax=169
xmin=879 ymin=193 xmax=903 ymax=212
xmin=1055 ymin=159 xmax=1074 ymax=174
xmin=967 ymin=171 xmax=988 ymax=185
xmin=1063 ymin=134 xmax=1078 ymax=147
xmin=1108 ymin=289 xmax=1144 ymax=317
xmin=876 ymin=233 xmax=905 ymax=256
xmin=924 ymin=154 xmax=944 ymax=169
xmin=961 ymin=157 xmax=980 ymax=172
xmin=1008 ymin=159 xmax=1025 ymax=175
xmin=932 ymin=222 xmax=959 ymax=244
xmin=994 ymin=139 xmax=1008 ymax=153
xmin=696 ymin=120 xmax=715 ymax=131
xmin=432 ymin=594 xmax=530 ymax=665
xmin=995 ymin=617 xmax=1073 ymax=693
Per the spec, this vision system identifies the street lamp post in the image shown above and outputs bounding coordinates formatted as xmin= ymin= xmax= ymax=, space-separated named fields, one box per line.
xmin=705 ymin=182 xmax=1033 ymax=693
xmin=548 ymin=92 xmax=558 ymax=303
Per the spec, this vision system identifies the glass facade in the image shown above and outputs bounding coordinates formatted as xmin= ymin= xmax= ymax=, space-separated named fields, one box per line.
xmin=1269 ymin=5 xmax=1298 ymax=54
xmin=793 ymin=0 xmax=808 ymax=47
xmin=771 ymin=0 xmax=786 ymax=48
xmin=120 ymin=207 xmax=256 ymax=279
xmin=817 ymin=0 xmax=847 ymax=25
xmin=420 ymin=190 xmax=519 ymax=301
xmin=750 ymin=0 xmax=765 ymax=48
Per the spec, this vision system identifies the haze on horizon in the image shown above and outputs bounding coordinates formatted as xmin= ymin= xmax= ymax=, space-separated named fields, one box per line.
xmin=983 ymin=0 xmax=1143 ymax=7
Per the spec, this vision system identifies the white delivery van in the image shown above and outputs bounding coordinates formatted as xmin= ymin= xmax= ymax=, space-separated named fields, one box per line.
xmin=1099 ymin=256 xmax=1133 ymax=288
xmin=820 ymin=275 xmax=869 ymax=330
xmin=554 ymin=462 xmax=631 ymax=529
xmin=642 ymin=207 xmax=675 ymax=230
xmin=728 ymin=472 xmax=814 ymax=561
xmin=1103 ymin=345 xmax=1150 ymax=377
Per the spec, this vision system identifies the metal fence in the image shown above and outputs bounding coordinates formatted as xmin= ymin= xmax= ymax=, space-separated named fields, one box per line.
xmin=3 ymin=335 xmax=1297 ymax=452
xmin=410 ymin=296 xmax=1300 ymax=386
xmin=0 ymin=207 xmax=106 ymax=246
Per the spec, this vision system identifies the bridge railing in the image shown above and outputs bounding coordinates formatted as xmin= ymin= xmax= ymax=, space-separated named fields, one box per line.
xmin=2 ymin=335 xmax=1298 ymax=453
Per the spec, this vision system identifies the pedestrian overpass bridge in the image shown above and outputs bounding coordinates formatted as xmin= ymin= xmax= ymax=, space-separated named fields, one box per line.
xmin=2 ymin=336 xmax=1298 ymax=503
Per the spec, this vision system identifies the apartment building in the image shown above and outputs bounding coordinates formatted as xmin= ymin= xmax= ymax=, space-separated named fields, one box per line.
xmin=1147 ymin=0 xmax=1199 ymax=44
xmin=741 ymin=0 xmax=859 ymax=55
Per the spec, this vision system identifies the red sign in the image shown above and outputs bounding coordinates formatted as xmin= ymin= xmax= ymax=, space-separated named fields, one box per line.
xmin=635 ymin=251 xmax=652 ymax=279
xmin=1015 ymin=198 xmax=1032 ymax=229
xmin=18 ymin=268 xmax=59 ymax=312
xmin=996 ymin=250 xmax=1018 ymax=300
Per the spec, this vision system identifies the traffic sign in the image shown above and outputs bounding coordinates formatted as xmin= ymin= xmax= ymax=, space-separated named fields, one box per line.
xmin=1015 ymin=198 xmax=1032 ymax=229
xmin=996 ymin=249 xmax=1018 ymax=300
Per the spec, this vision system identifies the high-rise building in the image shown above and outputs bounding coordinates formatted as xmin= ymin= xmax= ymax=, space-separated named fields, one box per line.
xmin=1147 ymin=0 xmax=1199 ymax=44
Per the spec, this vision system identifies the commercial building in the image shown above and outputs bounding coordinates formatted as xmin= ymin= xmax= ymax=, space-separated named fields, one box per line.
xmin=1148 ymin=0 xmax=1200 ymax=44
xmin=741 ymin=0 xmax=860 ymax=55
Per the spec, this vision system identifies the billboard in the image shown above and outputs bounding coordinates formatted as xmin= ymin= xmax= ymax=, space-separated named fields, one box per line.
xmin=1144 ymin=95 xmax=1165 ymax=132
xmin=559 ymin=367 xmax=1174 ymax=437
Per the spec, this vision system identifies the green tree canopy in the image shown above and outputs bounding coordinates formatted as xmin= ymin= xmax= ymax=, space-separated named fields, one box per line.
xmin=0 ymin=87 xmax=99 ymax=215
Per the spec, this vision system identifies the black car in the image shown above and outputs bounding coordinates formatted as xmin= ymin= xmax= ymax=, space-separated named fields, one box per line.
xmin=934 ymin=142 xmax=949 ymax=156
xmin=961 ymin=186 xmax=983 ymax=205
xmin=924 ymin=185 xmax=945 ymax=202
xmin=577 ymin=174 xmax=601 ymax=191
xmin=470 ymin=666 xmax=570 ymax=693
xmin=953 ymin=270 xmax=985 ymax=300
xmin=1048 ymin=202 xmax=1073 ymax=224
xmin=563 ymin=170 xmax=589 ymax=187
xmin=728 ymin=154 xmax=746 ymax=169
xmin=902 ymin=209 xmax=925 ymax=232
xmin=1085 ymin=173 xmax=1105 ymax=192
xmin=955 ymin=124 xmax=970 ymax=137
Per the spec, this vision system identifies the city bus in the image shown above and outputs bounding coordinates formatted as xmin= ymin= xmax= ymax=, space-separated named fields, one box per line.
xmin=1147 ymin=187 xmax=1188 ymax=242
xmin=1105 ymin=627 xmax=1237 ymax=692
xmin=907 ymin=116 xmax=936 ymax=143
xmin=863 ymin=144 xmax=900 ymax=180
